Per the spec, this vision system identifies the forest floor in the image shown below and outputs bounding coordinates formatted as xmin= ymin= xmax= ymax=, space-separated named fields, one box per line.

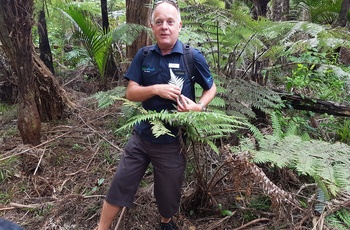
xmin=0 ymin=75 xmax=314 ymax=230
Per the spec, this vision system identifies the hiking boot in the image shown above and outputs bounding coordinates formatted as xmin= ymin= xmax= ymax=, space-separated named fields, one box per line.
xmin=159 ymin=219 xmax=179 ymax=230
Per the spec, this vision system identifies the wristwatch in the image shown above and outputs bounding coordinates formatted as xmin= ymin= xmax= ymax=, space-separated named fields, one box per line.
xmin=197 ymin=102 xmax=207 ymax=111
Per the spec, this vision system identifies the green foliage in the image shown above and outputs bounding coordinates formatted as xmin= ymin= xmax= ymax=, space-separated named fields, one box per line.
xmin=0 ymin=158 xmax=18 ymax=183
xmin=271 ymin=110 xmax=315 ymax=139
xmin=225 ymin=78 xmax=284 ymax=118
xmin=217 ymin=203 xmax=233 ymax=217
xmin=116 ymin=102 xmax=250 ymax=153
xmin=58 ymin=3 xmax=148 ymax=78
xmin=293 ymin=0 xmax=345 ymax=24
xmin=285 ymin=48 xmax=348 ymax=102
xmin=336 ymin=119 xmax=350 ymax=145
xmin=250 ymin=132 xmax=350 ymax=196
xmin=203 ymin=0 xmax=225 ymax=8
xmin=58 ymin=3 xmax=111 ymax=78
xmin=326 ymin=208 xmax=350 ymax=230
xmin=93 ymin=86 xmax=126 ymax=108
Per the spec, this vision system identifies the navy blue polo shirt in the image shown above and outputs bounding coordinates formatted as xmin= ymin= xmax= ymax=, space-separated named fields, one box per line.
xmin=125 ymin=40 xmax=214 ymax=144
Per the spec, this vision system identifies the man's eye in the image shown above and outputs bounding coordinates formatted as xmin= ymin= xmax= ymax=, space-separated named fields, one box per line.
xmin=168 ymin=20 xmax=175 ymax=25
xmin=156 ymin=21 xmax=163 ymax=25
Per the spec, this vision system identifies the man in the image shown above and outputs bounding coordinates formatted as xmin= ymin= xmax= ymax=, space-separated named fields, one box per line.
xmin=97 ymin=1 xmax=216 ymax=229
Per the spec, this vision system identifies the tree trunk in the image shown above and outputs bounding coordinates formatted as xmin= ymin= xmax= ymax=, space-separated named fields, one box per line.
xmin=33 ymin=54 xmax=74 ymax=121
xmin=0 ymin=0 xmax=40 ymax=145
xmin=252 ymin=0 xmax=270 ymax=20
xmin=337 ymin=0 xmax=350 ymax=27
xmin=126 ymin=0 xmax=152 ymax=59
xmin=38 ymin=6 xmax=55 ymax=74
xmin=0 ymin=0 xmax=74 ymax=145
xmin=225 ymin=0 xmax=233 ymax=9
xmin=100 ymin=0 xmax=118 ymax=80
xmin=269 ymin=0 xmax=289 ymax=21
xmin=101 ymin=0 xmax=109 ymax=33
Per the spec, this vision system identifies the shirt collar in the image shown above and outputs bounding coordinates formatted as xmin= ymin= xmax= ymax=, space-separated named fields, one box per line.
xmin=154 ymin=40 xmax=183 ymax=55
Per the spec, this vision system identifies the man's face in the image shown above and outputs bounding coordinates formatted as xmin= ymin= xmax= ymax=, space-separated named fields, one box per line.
xmin=151 ymin=2 xmax=182 ymax=52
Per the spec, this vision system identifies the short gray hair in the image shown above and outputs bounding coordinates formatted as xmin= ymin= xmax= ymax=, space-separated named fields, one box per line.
xmin=150 ymin=1 xmax=181 ymax=25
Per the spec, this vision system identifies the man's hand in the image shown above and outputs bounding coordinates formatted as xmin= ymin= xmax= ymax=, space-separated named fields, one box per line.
xmin=176 ymin=95 xmax=202 ymax=112
xmin=156 ymin=84 xmax=181 ymax=101
xmin=126 ymin=81 xmax=181 ymax=102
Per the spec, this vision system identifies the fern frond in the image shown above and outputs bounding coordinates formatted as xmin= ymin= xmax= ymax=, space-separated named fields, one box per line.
xmin=150 ymin=119 xmax=174 ymax=138
xmin=92 ymin=87 xmax=126 ymax=108
xmin=337 ymin=209 xmax=350 ymax=228
xmin=270 ymin=112 xmax=282 ymax=140
xmin=168 ymin=69 xmax=184 ymax=91
xmin=116 ymin=103 xmax=250 ymax=153
xmin=227 ymin=78 xmax=283 ymax=117
xmin=250 ymin=134 xmax=350 ymax=196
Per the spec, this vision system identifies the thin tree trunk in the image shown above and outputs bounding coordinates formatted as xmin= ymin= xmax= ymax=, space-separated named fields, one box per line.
xmin=225 ymin=0 xmax=233 ymax=9
xmin=100 ymin=0 xmax=118 ymax=81
xmin=126 ymin=0 xmax=152 ymax=59
xmin=338 ymin=0 xmax=350 ymax=27
xmin=38 ymin=5 xmax=55 ymax=74
xmin=101 ymin=0 xmax=109 ymax=33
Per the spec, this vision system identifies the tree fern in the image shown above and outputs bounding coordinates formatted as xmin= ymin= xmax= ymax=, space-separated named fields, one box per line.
xmin=250 ymin=134 xmax=350 ymax=196
xmin=225 ymin=78 xmax=284 ymax=118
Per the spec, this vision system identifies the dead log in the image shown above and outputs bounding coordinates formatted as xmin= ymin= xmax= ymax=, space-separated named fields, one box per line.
xmin=281 ymin=93 xmax=350 ymax=117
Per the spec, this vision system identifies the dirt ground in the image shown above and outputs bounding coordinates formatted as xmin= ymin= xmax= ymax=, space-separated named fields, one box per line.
xmin=0 ymin=77 xmax=309 ymax=230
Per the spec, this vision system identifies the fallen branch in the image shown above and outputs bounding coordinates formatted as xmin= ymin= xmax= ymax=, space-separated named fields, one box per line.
xmin=233 ymin=218 xmax=270 ymax=230
xmin=280 ymin=93 xmax=350 ymax=117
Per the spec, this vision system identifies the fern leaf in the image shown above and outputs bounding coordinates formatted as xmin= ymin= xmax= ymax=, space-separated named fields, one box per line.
xmin=250 ymin=134 xmax=350 ymax=196
xmin=168 ymin=69 xmax=184 ymax=91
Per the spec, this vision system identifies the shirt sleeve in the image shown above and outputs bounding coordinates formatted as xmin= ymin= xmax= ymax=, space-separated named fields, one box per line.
xmin=124 ymin=48 xmax=144 ymax=84
xmin=193 ymin=49 xmax=214 ymax=90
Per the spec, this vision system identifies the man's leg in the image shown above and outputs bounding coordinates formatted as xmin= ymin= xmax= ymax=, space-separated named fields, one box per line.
xmin=150 ymin=142 xmax=185 ymax=223
xmin=97 ymin=201 xmax=121 ymax=230
xmin=97 ymin=131 xmax=150 ymax=229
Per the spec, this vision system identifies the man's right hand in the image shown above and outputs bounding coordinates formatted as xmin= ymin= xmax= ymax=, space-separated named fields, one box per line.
xmin=156 ymin=84 xmax=181 ymax=101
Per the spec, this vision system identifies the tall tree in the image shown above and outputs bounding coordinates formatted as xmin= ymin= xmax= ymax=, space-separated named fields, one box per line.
xmin=126 ymin=0 xmax=152 ymax=59
xmin=0 ymin=0 xmax=73 ymax=145
xmin=338 ymin=0 xmax=350 ymax=26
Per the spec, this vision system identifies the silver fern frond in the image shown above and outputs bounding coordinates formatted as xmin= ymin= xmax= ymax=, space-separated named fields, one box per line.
xmin=168 ymin=69 xmax=184 ymax=91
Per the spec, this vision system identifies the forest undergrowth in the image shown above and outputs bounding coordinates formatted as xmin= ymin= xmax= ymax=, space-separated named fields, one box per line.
xmin=0 ymin=75 xmax=348 ymax=230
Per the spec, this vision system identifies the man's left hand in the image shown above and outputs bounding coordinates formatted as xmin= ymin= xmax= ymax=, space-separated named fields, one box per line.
xmin=176 ymin=95 xmax=202 ymax=112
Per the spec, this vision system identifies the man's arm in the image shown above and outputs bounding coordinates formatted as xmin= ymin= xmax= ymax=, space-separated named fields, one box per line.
xmin=126 ymin=80 xmax=181 ymax=102
xmin=197 ymin=82 xmax=217 ymax=109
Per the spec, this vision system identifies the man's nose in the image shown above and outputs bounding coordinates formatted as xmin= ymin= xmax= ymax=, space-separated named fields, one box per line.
xmin=161 ymin=21 xmax=169 ymax=29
